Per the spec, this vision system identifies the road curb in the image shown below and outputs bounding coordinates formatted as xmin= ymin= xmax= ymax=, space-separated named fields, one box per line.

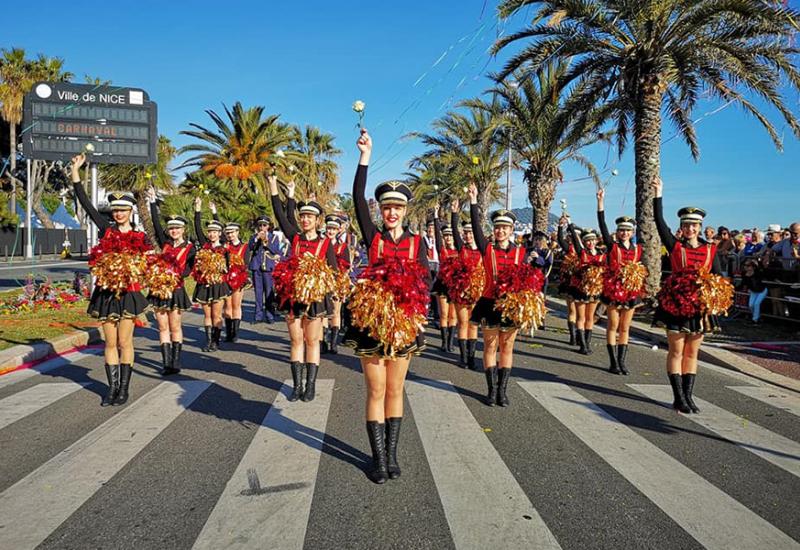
xmin=0 ymin=327 xmax=103 ymax=375
xmin=546 ymin=297 xmax=800 ymax=394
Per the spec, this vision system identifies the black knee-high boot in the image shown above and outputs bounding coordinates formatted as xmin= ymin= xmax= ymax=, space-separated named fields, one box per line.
xmin=202 ymin=326 xmax=212 ymax=352
xmin=607 ymin=344 xmax=620 ymax=374
xmin=114 ymin=364 xmax=132 ymax=406
xmin=448 ymin=326 xmax=457 ymax=352
xmin=210 ymin=327 xmax=221 ymax=351
xmin=668 ymin=373 xmax=692 ymax=413
xmin=467 ymin=339 xmax=478 ymax=371
xmin=232 ymin=319 xmax=241 ymax=343
xmin=484 ymin=367 xmax=498 ymax=406
xmin=302 ymin=363 xmax=318 ymax=402
xmin=584 ymin=329 xmax=594 ymax=355
xmin=567 ymin=321 xmax=576 ymax=345
xmin=385 ymin=417 xmax=402 ymax=479
xmin=496 ymin=367 xmax=511 ymax=407
xmin=288 ymin=362 xmax=304 ymax=402
xmin=458 ymin=339 xmax=467 ymax=367
xmin=682 ymin=373 xmax=700 ymax=413
xmin=576 ymin=330 xmax=589 ymax=355
xmin=617 ymin=344 xmax=629 ymax=375
xmin=329 ymin=327 xmax=339 ymax=354
xmin=160 ymin=342 xmax=173 ymax=375
xmin=366 ymin=421 xmax=389 ymax=484
xmin=101 ymin=364 xmax=119 ymax=407
xmin=439 ymin=327 xmax=448 ymax=351
xmin=321 ymin=327 xmax=330 ymax=354
xmin=170 ymin=342 xmax=182 ymax=374
xmin=224 ymin=318 xmax=234 ymax=342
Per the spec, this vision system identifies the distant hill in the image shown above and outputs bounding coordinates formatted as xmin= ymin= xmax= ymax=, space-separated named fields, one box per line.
xmin=511 ymin=207 xmax=560 ymax=231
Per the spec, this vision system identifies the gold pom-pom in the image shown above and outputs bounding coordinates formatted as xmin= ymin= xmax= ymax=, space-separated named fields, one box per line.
xmin=91 ymin=252 xmax=148 ymax=297
xmin=580 ymin=265 xmax=605 ymax=297
xmin=619 ymin=262 xmax=648 ymax=292
xmin=332 ymin=271 xmax=353 ymax=301
xmin=293 ymin=254 xmax=337 ymax=306
xmin=349 ymin=280 xmax=426 ymax=356
xmin=194 ymin=249 xmax=228 ymax=284
xmin=698 ymin=269 xmax=734 ymax=315
xmin=560 ymin=253 xmax=580 ymax=276
xmin=146 ymin=257 xmax=181 ymax=300
xmin=495 ymin=290 xmax=546 ymax=331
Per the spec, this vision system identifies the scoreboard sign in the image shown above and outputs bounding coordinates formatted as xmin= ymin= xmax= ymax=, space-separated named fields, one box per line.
xmin=22 ymin=82 xmax=157 ymax=165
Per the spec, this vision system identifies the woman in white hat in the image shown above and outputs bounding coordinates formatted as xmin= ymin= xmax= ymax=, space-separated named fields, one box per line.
xmin=567 ymin=223 xmax=606 ymax=355
xmin=652 ymin=177 xmax=722 ymax=414
xmin=432 ymin=205 xmax=459 ymax=354
xmin=597 ymin=188 xmax=644 ymax=374
xmin=269 ymin=176 xmax=338 ymax=404
xmin=343 ymin=129 xmax=432 ymax=484
xmin=194 ymin=198 xmax=232 ymax=352
xmin=71 ymin=153 xmax=150 ymax=407
xmin=467 ymin=183 xmax=523 ymax=408
xmin=221 ymin=220 xmax=250 ymax=343
xmin=147 ymin=188 xmax=195 ymax=375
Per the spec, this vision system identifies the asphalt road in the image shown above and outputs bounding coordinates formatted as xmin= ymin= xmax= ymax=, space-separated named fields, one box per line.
xmin=0 ymin=292 xmax=798 ymax=550
xmin=0 ymin=258 xmax=88 ymax=291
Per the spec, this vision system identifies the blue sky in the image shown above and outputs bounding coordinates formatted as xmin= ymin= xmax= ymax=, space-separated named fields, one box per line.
xmin=5 ymin=0 xmax=798 ymax=231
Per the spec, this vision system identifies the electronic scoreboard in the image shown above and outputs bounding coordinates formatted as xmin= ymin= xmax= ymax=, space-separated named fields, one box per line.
xmin=22 ymin=82 xmax=158 ymax=165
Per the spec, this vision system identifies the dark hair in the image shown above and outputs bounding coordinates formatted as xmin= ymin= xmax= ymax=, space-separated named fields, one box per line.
xmin=718 ymin=226 xmax=729 ymax=234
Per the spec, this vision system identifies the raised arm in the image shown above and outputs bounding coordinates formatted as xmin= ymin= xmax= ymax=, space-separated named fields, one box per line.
xmin=70 ymin=154 xmax=109 ymax=232
xmin=651 ymin=178 xmax=677 ymax=251
xmin=433 ymin=206 xmax=445 ymax=255
xmin=557 ymin=221 xmax=570 ymax=252
xmin=353 ymin=129 xmax=378 ymax=244
xmin=268 ymin=175 xmax=298 ymax=241
xmin=183 ymin=245 xmax=197 ymax=278
xmin=194 ymin=197 xmax=207 ymax=246
xmin=569 ymin=224 xmax=584 ymax=254
xmin=147 ymin=189 xmax=167 ymax=247
xmin=596 ymin=189 xmax=612 ymax=248
xmin=451 ymin=205 xmax=464 ymax=250
xmin=468 ymin=184 xmax=488 ymax=253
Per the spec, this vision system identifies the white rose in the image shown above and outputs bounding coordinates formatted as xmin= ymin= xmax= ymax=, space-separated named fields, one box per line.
xmin=275 ymin=149 xmax=285 ymax=158
xmin=84 ymin=143 xmax=95 ymax=152
xmin=352 ymin=100 xmax=365 ymax=113
xmin=611 ymin=169 xmax=619 ymax=176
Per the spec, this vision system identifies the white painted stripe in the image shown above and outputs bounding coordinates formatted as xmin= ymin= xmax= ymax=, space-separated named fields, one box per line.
xmin=192 ymin=380 xmax=334 ymax=550
xmin=631 ymin=384 xmax=800 ymax=479
xmin=0 ymin=348 xmax=102 ymax=390
xmin=519 ymin=381 xmax=799 ymax=550
xmin=405 ymin=379 xmax=561 ymax=550
xmin=0 ymin=380 xmax=211 ymax=550
xmin=0 ymin=382 xmax=88 ymax=430
xmin=728 ymin=386 xmax=800 ymax=418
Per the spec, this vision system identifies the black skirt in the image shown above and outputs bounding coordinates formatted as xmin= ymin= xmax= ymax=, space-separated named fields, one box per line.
xmin=470 ymin=296 xmax=517 ymax=331
xmin=193 ymin=282 xmax=231 ymax=304
xmin=558 ymin=280 xmax=576 ymax=300
xmin=148 ymin=287 xmax=192 ymax=312
xmin=342 ymin=325 xmax=426 ymax=359
xmin=601 ymin=295 xmax=642 ymax=309
xmin=570 ymin=287 xmax=601 ymax=304
xmin=88 ymin=287 xmax=150 ymax=321
xmin=431 ymin=278 xmax=449 ymax=297
xmin=653 ymin=307 xmax=721 ymax=334
xmin=278 ymin=295 xmax=332 ymax=320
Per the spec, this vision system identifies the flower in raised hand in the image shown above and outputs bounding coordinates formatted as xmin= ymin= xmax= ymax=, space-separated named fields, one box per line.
xmin=352 ymin=100 xmax=366 ymax=128
xmin=83 ymin=143 xmax=95 ymax=153
xmin=471 ymin=156 xmax=479 ymax=165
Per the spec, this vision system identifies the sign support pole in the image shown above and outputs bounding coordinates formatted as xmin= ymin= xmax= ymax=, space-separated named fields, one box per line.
xmin=90 ymin=164 xmax=98 ymax=249
xmin=25 ymin=159 xmax=33 ymax=259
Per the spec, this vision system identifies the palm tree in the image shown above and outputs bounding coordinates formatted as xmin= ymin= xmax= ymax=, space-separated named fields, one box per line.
xmin=409 ymin=99 xmax=507 ymax=227
xmin=404 ymin=155 xmax=454 ymax=230
xmin=0 ymin=48 xmax=29 ymax=213
xmin=469 ymin=62 xmax=610 ymax=232
xmin=289 ymin=125 xmax=342 ymax=210
xmin=179 ymin=102 xmax=294 ymax=195
xmin=494 ymin=0 xmax=800 ymax=293
xmin=101 ymin=135 xmax=177 ymax=247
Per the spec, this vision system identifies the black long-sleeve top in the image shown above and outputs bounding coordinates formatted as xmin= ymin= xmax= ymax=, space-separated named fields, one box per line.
xmin=654 ymin=197 xmax=722 ymax=274
xmin=557 ymin=225 xmax=572 ymax=253
xmin=73 ymin=180 xmax=110 ymax=233
xmin=434 ymin=217 xmax=457 ymax=257
xmin=150 ymin=202 xmax=196 ymax=278
xmin=451 ymin=211 xmax=466 ymax=251
xmin=270 ymin=193 xmax=337 ymax=270
xmin=352 ymin=164 xmax=431 ymax=277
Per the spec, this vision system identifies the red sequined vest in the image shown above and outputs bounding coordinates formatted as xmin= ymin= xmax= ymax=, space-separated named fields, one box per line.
xmin=670 ymin=241 xmax=716 ymax=272
xmin=482 ymin=244 xmax=523 ymax=298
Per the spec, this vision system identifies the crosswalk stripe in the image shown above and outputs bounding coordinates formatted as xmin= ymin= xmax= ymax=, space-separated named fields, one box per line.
xmin=630 ymin=384 xmax=800 ymax=479
xmin=405 ymin=379 xmax=562 ymax=550
xmin=0 ymin=380 xmax=211 ymax=550
xmin=518 ymin=381 xmax=800 ymax=550
xmin=727 ymin=386 xmax=800 ymax=418
xmin=0 ymin=382 xmax=88 ymax=430
xmin=192 ymin=379 xmax=334 ymax=550
xmin=0 ymin=348 xmax=102 ymax=391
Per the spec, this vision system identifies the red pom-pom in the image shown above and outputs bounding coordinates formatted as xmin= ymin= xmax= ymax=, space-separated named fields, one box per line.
xmin=658 ymin=269 xmax=702 ymax=317
xmin=495 ymin=263 xmax=545 ymax=298
xmin=273 ymin=256 xmax=301 ymax=304
xmin=357 ymin=257 xmax=430 ymax=317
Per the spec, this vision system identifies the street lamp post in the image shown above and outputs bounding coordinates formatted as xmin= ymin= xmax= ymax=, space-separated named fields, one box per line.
xmin=505 ymin=80 xmax=518 ymax=211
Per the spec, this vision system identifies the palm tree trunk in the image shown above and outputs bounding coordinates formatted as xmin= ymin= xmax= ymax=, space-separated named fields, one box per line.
xmin=135 ymin=191 xmax=159 ymax=251
xmin=526 ymin=170 xmax=557 ymax=233
xmin=31 ymin=161 xmax=55 ymax=229
xmin=634 ymin=88 xmax=664 ymax=297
